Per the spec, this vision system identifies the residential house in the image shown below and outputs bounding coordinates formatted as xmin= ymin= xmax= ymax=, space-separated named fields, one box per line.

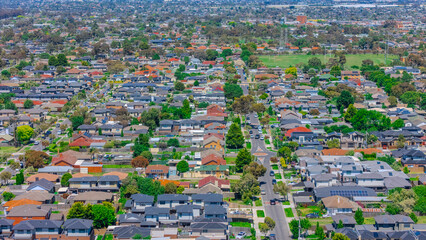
xmin=198 ymin=176 xmax=230 ymax=192
xmin=13 ymin=220 xmax=62 ymax=239
xmin=14 ymin=191 xmax=55 ymax=204
xmin=26 ymin=173 xmax=60 ymax=184
xmin=204 ymin=206 xmax=227 ymax=219
xmin=332 ymin=215 xmax=356 ymax=229
xmin=314 ymin=186 xmax=376 ymax=201
xmin=374 ymin=215 xmax=414 ymax=231
xmin=312 ymin=174 xmax=338 ymax=187
xmin=203 ymin=135 xmax=225 ymax=154
xmin=157 ymin=194 xmax=189 ymax=209
xmin=62 ymin=219 xmax=94 ymax=240
xmin=356 ymin=173 xmax=385 ymax=191
xmin=124 ymin=194 xmax=155 ymax=213
xmin=176 ymin=205 xmax=202 ymax=224
xmin=145 ymin=165 xmax=169 ymax=179
xmin=190 ymin=218 xmax=228 ymax=239
xmin=321 ymin=196 xmax=359 ymax=216
xmin=72 ymin=192 xmax=114 ymax=204
xmin=144 ymin=207 xmax=171 ymax=222
xmin=192 ymin=194 xmax=223 ymax=208
xmin=0 ymin=219 xmax=14 ymax=237
xmin=26 ymin=179 xmax=55 ymax=193
xmin=201 ymin=154 xmax=226 ymax=166
xmin=7 ymin=205 xmax=51 ymax=225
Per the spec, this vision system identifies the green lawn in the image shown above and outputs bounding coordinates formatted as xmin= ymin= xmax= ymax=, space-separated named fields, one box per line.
xmin=284 ymin=208 xmax=294 ymax=217
xmin=255 ymin=199 xmax=263 ymax=206
xmin=275 ymin=173 xmax=282 ymax=179
xmin=417 ymin=216 xmax=426 ymax=224
xmin=230 ymin=222 xmax=251 ymax=228
xmin=225 ymin=157 xmax=236 ymax=164
xmin=259 ymin=54 xmax=398 ymax=69
xmin=257 ymin=210 xmax=265 ymax=218
xmin=246 ymin=142 xmax=252 ymax=150
xmin=364 ymin=217 xmax=375 ymax=224
xmin=103 ymin=164 xmax=132 ymax=168
xmin=265 ymin=139 xmax=271 ymax=145
xmin=309 ymin=217 xmax=333 ymax=227
xmin=282 ymin=201 xmax=290 ymax=205
xmin=297 ymin=206 xmax=322 ymax=217
xmin=0 ymin=146 xmax=20 ymax=154
xmin=271 ymin=165 xmax=278 ymax=170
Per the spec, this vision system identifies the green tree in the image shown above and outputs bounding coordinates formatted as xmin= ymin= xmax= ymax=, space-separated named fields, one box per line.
xmin=16 ymin=125 xmax=34 ymax=143
xmin=70 ymin=116 xmax=84 ymax=129
xmin=0 ymin=171 xmax=11 ymax=184
xmin=231 ymin=173 xmax=259 ymax=203
xmin=392 ymin=119 xmax=404 ymax=129
xmin=2 ymin=191 xmax=15 ymax=201
xmin=1 ymin=70 xmax=11 ymax=78
xmin=386 ymin=203 xmax=402 ymax=215
xmin=337 ymin=220 xmax=344 ymax=229
xmin=221 ymin=49 xmax=233 ymax=58
xmin=176 ymin=160 xmax=189 ymax=173
xmin=273 ymin=182 xmax=290 ymax=198
xmin=182 ymin=99 xmax=192 ymax=119
xmin=206 ymin=49 xmax=219 ymax=61
xmin=277 ymin=146 xmax=291 ymax=162
xmin=330 ymin=65 xmax=341 ymax=76
xmin=285 ymin=67 xmax=297 ymax=77
xmin=337 ymin=91 xmax=354 ymax=110
xmin=16 ymin=170 xmax=24 ymax=185
xmin=57 ymin=54 xmax=68 ymax=66
xmin=409 ymin=212 xmax=418 ymax=223
xmin=23 ymin=99 xmax=34 ymax=109
xmin=236 ymin=148 xmax=252 ymax=172
xmin=344 ymin=104 xmax=357 ymax=122
xmin=315 ymin=222 xmax=325 ymax=240
xmin=224 ymin=83 xmax=243 ymax=99
xmin=226 ymin=123 xmax=244 ymax=149
xmin=48 ymin=55 xmax=58 ymax=66
xmin=308 ymin=57 xmax=322 ymax=69
xmin=92 ymin=202 xmax=116 ymax=228
xmin=243 ymin=162 xmax=266 ymax=178
xmin=264 ymin=217 xmax=275 ymax=232
xmin=332 ymin=233 xmax=350 ymax=240
xmin=354 ymin=208 xmax=364 ymax=225
xmin=289 ymin=218 xmax=311 ymax=238
xmin=174 ymin=81 xmax=185 ymax=91
xmin=397 ymin=135 xmax=406 ymax=149
xmin=403 ymin=166 xmax=409 ymax=174
xmin=327 ymin=139 xmax=340 ymax=149
xmin=67 ymin=202 xmax=90 ymax=219
xmin=388 ymin=96 xmax=398 ymax=107
xmin=167 ymin=138 xmax=180 ymax=147
xmin=61 ymin=172 xmax=73 ymax=187
xmin=165 ymin=182 xmax=177 ymax=194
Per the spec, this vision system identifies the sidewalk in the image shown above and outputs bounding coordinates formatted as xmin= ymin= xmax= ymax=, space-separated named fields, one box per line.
xmin=252 ymin=199 xmax=266 ymax=240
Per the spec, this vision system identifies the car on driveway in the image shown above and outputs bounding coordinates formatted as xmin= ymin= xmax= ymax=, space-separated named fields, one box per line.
xmin=236 ymin=232 xmax=246 ymax=239
xmin=272 ymin=179 xmax=277 ymax=185
xmin=270 ymin=170 xmax=274 ymax=176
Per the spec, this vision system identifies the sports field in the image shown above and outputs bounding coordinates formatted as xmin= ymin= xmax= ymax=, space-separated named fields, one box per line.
xmin=259 ymin=54 xmax=398 ymax=69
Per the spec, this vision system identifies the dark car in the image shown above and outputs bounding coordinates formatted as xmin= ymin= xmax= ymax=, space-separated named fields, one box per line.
xmin=269 ymin=234 xmax=276 ymax=240
xmin=306 ymin=213 xmax=320 ymax=218
xmin=272 ymin=179 xmax=277 ymax=185
xmin=270 ymin=199 xmax=276 ymax=205
xmin=255 ymin=134 xmax=260 ymax=139
xmin=270 ymin=170 xmax=274 ymax=176
xmin=249 ymin=130 xmax=253 ymax=134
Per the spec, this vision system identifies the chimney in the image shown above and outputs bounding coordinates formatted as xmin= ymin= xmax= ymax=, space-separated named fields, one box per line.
xmin=36 ymin=177 xmax=39 ymax=181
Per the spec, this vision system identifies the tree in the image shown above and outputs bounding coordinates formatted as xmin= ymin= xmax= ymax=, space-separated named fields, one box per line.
xmin=221 ymin=49 xmax=233 ymax=58
xmin=289 ymin=218 xmax=311 ymax=238
xmin=70 ymin=116 xmax=84 ymax=129
xmin=388 ymin=96 xmax=398 ymax=107
xmin=285 ymin=67 xmax=297 ymax=77
xmin=67 ymin=202 xmax=91 ymax=219
xmin=243 ymin=162 xmax=266 ymax=178
xmin=332 ymin=233 xmax=350 ymax=240
xmin=232 ymin=173 xmax=259 ymax=203
xmin=23 ymin=99 xmax=34 ymax=109
xmin=354 ymin=208 xmax=364 ymax=225
xmin=2 ymin=191 xmax=15 ymax=201
xmin=308 ymin=57 xmax=322 ymax=69
xmin=92 ymin=202 xmax=116 ymax=228
xmin=164 ymin=182 xmax=177 ymax=194
xmin=337 ymin=219 xmax=344 ymax=229
xmin=315 ymin=222 xmax=325 ymax=240
xmin=277 ymin=146 xmax=291 ymax=162
xmin=263 ymin=217 xmax=275 ymax=234
xmin=409 ymin=212 xmax=418 ymax=223
xmin=174 ymin=81 xmax=185 ymax=91
xmin=392 ymin=119 xmax=404 ymax=129
xmin=177 ymin=186 xmax=185 ymax=194
xmin=226 ymin=123 xmax=244 ymax=149
xmin=15 ymin=170 xmax=24 ymax=185
xmin=61 ymin=172 xmax=73 ymax=187
xmin=344 ymin=104 xmax=357 ymax=122
xmin=403 ymin=166 xmax=409 ymax=174
xmin=232 ymin=95 xmax=255 ymax=115
xmin=273 ymin=182 xmax=290 ymax=198
xmin=337 ymin=90 xmax=354 ymax=110
xmin=131 ymin=156 xmax=149 ymax=168
xmin=16 ymin=125 xmax=34 ymax=143
xmin=182 ymin=99 xmax=192 ymax=119
xmin=236 ymin=148 xmax=252 ymax=172
xmin=327 ymin=139 xmax=340 ymax=149
xmin=388 ymin=188 xmax=418 ymax=214
xmin=167 ymin=138 xmax=180 ymax=147
xmin=57 ymin=54 xmax=68 ymax=66
xmin=206 ymin=49 xmax=218 ymax=61
xmin=176 ymin=160 xmax=189 ymax=174
xmin=259 ymin=223 xmax=270 ymax=236
xmin=386 ymin=203 xmax=402 ymax=215
xmin=397 ymin=134 xmax=406 ymax=149
xmin=48 ymin=55 xmax=58 ymax=66
xmin=330 ymin=65 xmax=341 ymax=76
xmin=24 ymin=150 xmax=50 ymax=169
xmin=0 ymin=171 xmax=11 ymax=184
xmin=224 ymin=83 xmax=243 ymax=99
xmin=141 ymin=151 xmax=153 ymax=162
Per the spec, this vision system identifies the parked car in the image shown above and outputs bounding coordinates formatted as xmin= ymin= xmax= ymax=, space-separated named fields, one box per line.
xmin=306 ymin=213 xmax=320 ymax=218
xmin=250 ymin=134 xmax=254 ymax=138
xmin=255 ymin=135 xmax=260 ymax=139
xmin=34 ymin=141 xmax=39 ymax=145
xmin=272 ymin=179 xmax=277 ymax=185
xmin=270 ymin=171 xmax=274 ymax=176
xmin=269 ymin=234 xmax=276 ymax=240
xmin=261 ymin=190 xmax=266 ymax=195
xmin=270 ymin=199 xmax=276 ymax=205
xmin=236 ymin=232 xmax=246 ymax=239
xmin=260 ymin=136 xmax=264 ymax=140
xmin=249 ymin=130 xmax=253 ymax=134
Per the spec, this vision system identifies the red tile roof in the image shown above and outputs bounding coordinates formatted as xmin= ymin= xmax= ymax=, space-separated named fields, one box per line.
xmin=198 ymin=176 xmax=230 ymax=188
xmin=285 ymin=126 xmax=312 ymax=137
xmin=201 ymin=154 xmax=226 ymax=165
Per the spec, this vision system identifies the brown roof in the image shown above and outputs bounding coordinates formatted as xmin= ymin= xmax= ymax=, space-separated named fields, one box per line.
xmin=3 ymin=199 xmax=42 ymax=211
xmin=72 ymin=173 xmax=92 ymax=178
xmin=104 ymin=171 xmax=129 ymax=180
xmin=322 ymin=196 xmax=358 ymax=209
xmin=7 ymin=204 xmax=50 ymax=217
xmin=14 ymin=191 xmax=54 ymax=202
xmin=146 ymin=165 xmax=169 ymax=174
xmin=26 ymin=173 xmax=60 ymax=183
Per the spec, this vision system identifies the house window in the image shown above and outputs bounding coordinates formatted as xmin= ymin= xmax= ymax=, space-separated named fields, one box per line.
xmin=49 ymin=228 xmax=55 ymax=232
xmin=79 ymin=229 xmax=86 ymax=233
xmin=36 ymin=228 xmax=42 ymax=232
xmin=159 ymin=201 xmax=165 ymax=204
xmin=404 ymin=224 xmax=411 ymax=227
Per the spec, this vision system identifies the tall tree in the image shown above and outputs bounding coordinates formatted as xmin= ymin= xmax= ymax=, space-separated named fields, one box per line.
xmin=226 ymin=123 xmax=244 ymax=149
xmin=354 ymin=208 xmax=364 ymax=225
xmin=236 ymin=148 xmax=252 ymax=172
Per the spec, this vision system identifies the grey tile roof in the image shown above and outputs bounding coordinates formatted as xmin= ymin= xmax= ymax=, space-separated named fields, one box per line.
xmin=64 ymin=219 xmax=93 ymax=230
xmin=191 ymin=193 xmax=223 ymax=202
xmin=13 ymin=220 xmax=62 ymax=230
xmin=145 ymin=207 xmax=170 ymax=215
xmin=131 ymin=194 xmax=154 ymax=203
xmin=176 ymin=205 xmax=202 ymax=213
xmin=157 ymin=194 xmax=189 ymax=202
xmin=113 ymin=226 xmax=151 ymax=239
xmin=331 ymin=215 xmax=356 ymax=225
xmin=27 ymin=178 xmax=55 ymax=191
xmin=118 ymin=214 xmax=143 ymax=223
xmin=99 ymin=175 xmax=120 ymax=182
xmin=204 ymin=205 xmax=226 ymax=215
xmin=356 ymin=173 xmax=384 ymax=180
xmin=68 ymin=176 xmax=98 ymax=182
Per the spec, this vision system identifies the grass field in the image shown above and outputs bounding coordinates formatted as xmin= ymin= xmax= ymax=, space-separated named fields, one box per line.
xmin=230 ymin=222 xmax=251 ymax=228
xmin=103 ymin=165 xmax=132 ymax=168
xmin=255 ymin=199 xmax=263 ymax=206
xmin=309 ymin=217 xmax=334 ymax=227
xmin=284 ymin=208 xmax=294 ymax=217
xmin=225 ymin=157 xmax=236 ymax=164
xmin=259 ymin=54 xmax=398 ymax=69
xmin=257 ymin=210 xmax=265 ymax=218
xmin=0 ymin=146 xmax=20 ymax=154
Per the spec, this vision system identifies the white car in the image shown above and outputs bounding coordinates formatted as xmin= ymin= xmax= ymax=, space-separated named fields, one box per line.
xmin=261 ymin=190 xmax=266 ymax=195
xmin=236 ymin=232 xmax=247 ymax=239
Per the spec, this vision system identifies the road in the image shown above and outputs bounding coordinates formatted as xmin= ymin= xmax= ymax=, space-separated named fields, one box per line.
xmin=249 ymin=113 xmax=291 ymax=240
xmin=237 ymin=67 xmax=249 ymax=95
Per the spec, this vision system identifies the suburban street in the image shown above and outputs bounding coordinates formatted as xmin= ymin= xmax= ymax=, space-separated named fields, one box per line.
xmin=249 ymin=113 xmax=291 ymax=240
xmin=238 ymin=67 xmax=249 ymax=95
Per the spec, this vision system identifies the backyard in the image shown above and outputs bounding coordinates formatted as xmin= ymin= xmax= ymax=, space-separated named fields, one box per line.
xmin=259 ymin=54 xmax=398 ymax=69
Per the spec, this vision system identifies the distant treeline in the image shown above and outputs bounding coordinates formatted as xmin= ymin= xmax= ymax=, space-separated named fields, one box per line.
xmin=0 ymin=9 xmax=24 ymax=19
